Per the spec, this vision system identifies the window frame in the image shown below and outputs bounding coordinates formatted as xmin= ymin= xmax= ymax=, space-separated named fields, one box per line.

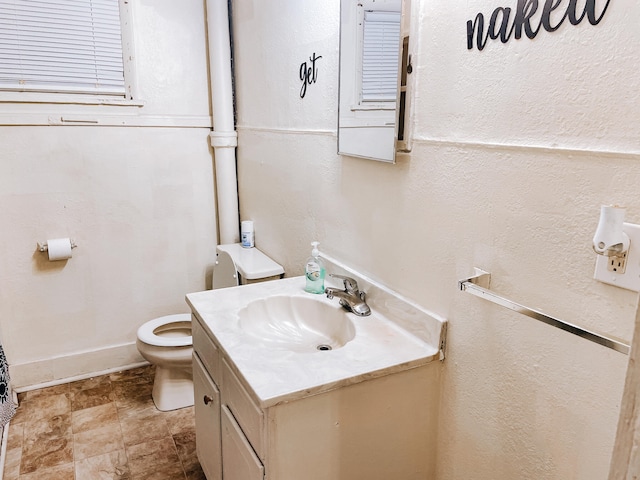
xmin=0 ymin=0 xmax=141 ymax=108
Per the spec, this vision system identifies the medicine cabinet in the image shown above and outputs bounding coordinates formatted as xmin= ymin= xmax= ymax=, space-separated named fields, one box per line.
xmin=338 ymin=0 xmax=411 ymax=163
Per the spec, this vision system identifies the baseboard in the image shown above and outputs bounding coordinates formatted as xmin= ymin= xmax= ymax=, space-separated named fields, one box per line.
xmin=9 ymin=342 xmax=146 ymax=391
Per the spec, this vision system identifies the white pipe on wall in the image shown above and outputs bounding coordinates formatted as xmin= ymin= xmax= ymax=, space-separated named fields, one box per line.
xmin=206 ymin=0 xmax=240 ymax=245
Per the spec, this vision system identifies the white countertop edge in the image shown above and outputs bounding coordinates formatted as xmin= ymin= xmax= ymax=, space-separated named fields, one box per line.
xmin=252 ymin=351 xmax=440 ymax=409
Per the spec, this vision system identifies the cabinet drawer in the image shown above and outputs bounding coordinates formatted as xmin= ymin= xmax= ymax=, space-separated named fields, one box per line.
xmin=192 ymin=315 xmax=221 ymax=385
xmin=222 ymin=359 xmax=264 ymax=459
xmin=222 ymin=405 xmax=264 ymax=480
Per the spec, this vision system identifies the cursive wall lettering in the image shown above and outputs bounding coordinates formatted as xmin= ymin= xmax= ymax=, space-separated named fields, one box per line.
xmin=299 ymin=52 xmax=323 ymax=98
xmin=467 ymin=0 xmax=612 ymax=50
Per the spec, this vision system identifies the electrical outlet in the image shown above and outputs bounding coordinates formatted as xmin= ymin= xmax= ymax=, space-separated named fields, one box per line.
xmin=607 ymin=251 xmax=627 ymax=273
xmin=594 ymin=222 xmax=640 ymax=291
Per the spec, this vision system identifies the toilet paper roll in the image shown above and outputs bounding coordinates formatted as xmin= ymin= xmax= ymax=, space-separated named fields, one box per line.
xmin=47 ymin=238 xmax=73 ymax=261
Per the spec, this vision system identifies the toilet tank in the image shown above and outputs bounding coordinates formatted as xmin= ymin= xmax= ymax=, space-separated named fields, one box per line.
xmin=216 ymin=243 xmax=284 ymax=286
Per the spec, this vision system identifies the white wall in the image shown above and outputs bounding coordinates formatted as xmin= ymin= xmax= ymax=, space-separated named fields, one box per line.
xmin=232 ymin=0 xmax=637 ymax=478
xmin=0 ymin=0 xmax=217 ymax=387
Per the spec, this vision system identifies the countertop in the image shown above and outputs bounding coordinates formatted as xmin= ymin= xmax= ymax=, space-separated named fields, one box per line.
xmin=186 ymin=272 xmax=445 ymax=409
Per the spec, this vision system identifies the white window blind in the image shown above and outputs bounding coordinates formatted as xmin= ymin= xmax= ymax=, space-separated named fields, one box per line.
xmin=361 ymin=10 xmax=401 ymax=103
xmin=0 ymin=0 xmax=125 ymax=96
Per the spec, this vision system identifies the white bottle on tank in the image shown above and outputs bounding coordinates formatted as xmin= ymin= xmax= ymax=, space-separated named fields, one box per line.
xmin=241 ymin=221 xmax=254 ymax=248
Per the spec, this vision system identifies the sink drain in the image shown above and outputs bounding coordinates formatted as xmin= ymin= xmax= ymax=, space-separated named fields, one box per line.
xmin=316 ymin=344 xmax=332 ymax=351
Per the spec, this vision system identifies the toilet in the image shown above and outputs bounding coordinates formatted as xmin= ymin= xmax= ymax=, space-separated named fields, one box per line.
xmin=136 ymin=243 xmax=284 ymax=411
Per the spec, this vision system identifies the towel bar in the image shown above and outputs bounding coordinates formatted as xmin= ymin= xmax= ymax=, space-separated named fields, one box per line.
xmin=458 ymin=269 xmax=630 ymax=355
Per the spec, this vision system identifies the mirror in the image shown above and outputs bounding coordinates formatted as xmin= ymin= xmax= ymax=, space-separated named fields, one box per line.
xmin=338 ymin=0 xmax=407 ymax=163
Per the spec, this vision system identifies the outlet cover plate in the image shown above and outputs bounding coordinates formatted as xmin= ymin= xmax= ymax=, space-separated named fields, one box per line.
xmin=594 ymin=222 xmax=640 ymax=292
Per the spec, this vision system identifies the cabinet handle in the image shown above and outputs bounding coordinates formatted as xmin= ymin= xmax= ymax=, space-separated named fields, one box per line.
xmin=203 ymin=395 xmax=213 ymax=405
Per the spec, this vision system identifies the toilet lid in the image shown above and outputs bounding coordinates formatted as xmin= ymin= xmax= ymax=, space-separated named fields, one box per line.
xmin=137 ymin=313 xmax=192 ymax=347
xmin=213 ymin=250 xmax=239 ymax=289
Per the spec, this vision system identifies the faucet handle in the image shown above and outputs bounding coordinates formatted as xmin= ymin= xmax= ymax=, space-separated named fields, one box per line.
xmin=329 ymin=274 xmax=359 ymax=293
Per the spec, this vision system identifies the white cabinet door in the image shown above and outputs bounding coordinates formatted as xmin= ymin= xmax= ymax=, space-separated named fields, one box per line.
xmin=221 ymin=405 xmax=264 ymax=480
xmin=194 ymin=353 xmax=222 ymax=480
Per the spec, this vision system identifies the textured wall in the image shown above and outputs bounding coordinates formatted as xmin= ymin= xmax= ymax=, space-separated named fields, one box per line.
xmin=0 ymin=0 xmax=217 ymax=387
xmin=232 ymin=0 xmax=638 ymax=478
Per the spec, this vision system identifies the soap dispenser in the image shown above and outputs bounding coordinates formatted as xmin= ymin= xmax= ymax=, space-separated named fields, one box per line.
xmin=304 ymin=241 xmax=326 ymax=294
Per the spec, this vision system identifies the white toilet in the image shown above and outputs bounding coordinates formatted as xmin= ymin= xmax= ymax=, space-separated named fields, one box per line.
xmin=136 ymin=243 xmax=284 ymax=411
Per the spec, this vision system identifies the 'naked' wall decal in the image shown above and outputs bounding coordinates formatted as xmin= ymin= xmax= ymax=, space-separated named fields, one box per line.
xmin=467 ymin=0 xmax=612 ymax=51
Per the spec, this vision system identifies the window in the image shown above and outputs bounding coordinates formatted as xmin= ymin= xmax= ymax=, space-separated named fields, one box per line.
xmin=0 ymin=0 xmax=130 ymax=99
xmin=361 ymin=10 xmax=401 ymax=103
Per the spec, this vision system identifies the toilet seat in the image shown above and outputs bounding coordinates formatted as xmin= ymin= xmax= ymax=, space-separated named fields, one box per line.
xmin=137 ymin=313 xmax=192 ymax=347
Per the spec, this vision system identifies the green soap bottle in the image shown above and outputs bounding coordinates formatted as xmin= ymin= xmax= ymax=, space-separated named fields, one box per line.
xmin=304 ymin=241 xmax=326 ymax=294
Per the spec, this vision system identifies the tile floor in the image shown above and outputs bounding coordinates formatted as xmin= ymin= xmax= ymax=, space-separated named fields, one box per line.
xmin=2 ymin=365 xmax=206 ymax=479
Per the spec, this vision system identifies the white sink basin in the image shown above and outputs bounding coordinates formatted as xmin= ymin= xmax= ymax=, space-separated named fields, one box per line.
xmin=238 ymin=295 xmax=355 ymax=352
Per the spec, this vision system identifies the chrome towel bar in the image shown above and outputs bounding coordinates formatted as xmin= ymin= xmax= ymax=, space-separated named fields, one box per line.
xmin=458 ymin=269 xmax=630 ymax=355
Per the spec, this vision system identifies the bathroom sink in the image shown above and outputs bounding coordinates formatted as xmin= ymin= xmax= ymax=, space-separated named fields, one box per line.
xmin=238 ymin=295 xmax=356 ymax=352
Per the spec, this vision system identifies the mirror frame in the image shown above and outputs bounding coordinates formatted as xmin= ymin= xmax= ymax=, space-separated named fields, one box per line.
xmin=337 ymin=0 xmax=405 ymax=163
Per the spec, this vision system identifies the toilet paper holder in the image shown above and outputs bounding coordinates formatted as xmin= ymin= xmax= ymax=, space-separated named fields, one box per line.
xmin=37 ymin=239 xmax=77 ymax=252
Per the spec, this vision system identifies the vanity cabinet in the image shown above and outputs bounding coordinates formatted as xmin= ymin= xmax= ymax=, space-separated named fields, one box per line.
xmin=192 ymin=312 xmax=441 ymax=480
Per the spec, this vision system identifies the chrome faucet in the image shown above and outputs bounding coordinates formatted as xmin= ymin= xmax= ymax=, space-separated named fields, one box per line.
xmin=325 ymin=274 xmax=371 ymax=317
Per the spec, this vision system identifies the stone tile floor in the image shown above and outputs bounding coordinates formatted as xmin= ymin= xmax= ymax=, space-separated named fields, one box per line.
xmin=2 ymin=365 xmax=205 ymax=479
